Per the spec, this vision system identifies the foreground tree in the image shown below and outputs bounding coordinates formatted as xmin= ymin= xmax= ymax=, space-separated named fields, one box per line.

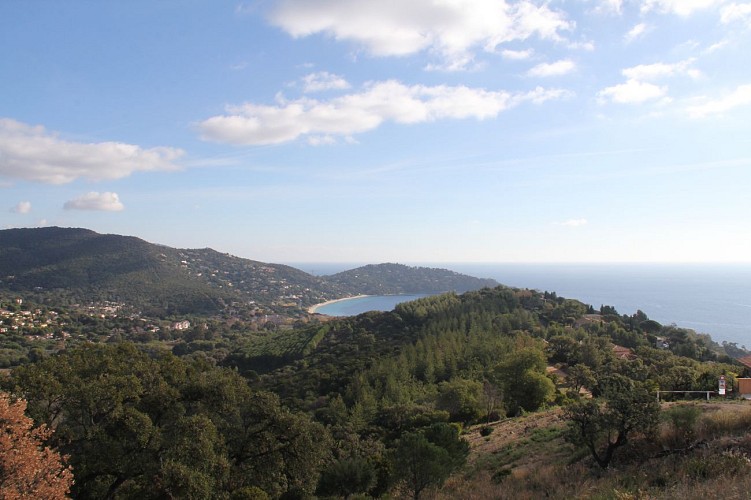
xmin=6 ymin=343 xmax=329 ymax=498
xmin=564 ymin=376 xmax=659 ymax=468
xmin=391 ymin=423 xmax=468 ymax=499
xmin=0 ymin=391 xmax=74 ymax=499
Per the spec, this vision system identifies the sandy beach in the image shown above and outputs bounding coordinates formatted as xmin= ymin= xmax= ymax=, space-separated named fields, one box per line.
xmin=307 ymin=295 xmax=370 ymax=314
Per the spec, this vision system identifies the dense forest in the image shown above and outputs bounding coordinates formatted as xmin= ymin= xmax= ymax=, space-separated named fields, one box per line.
xmin=2 ymin=285 xmax=750 ymax=499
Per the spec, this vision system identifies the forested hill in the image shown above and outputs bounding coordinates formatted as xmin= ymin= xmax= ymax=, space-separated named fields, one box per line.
xmin=0 ymin=227 xmax=230 ymax=315
xmin=326 ymin=263 xmax=499 ymax=294
xmin=0 ymin=227 xmax=496 ymax=317
xmin=3 ymin=283 xmax=750 ymax=498
xmin=224 ymin=287 xmax=745 ymax=411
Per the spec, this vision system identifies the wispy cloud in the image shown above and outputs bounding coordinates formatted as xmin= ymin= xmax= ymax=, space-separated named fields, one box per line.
xmin=597 ymin=79 xmax=667 ymax=104
xmin=198 ymin=80 xmax=568 ymax=146
xmin=10 ymin=201 xmax=31 ymax=214
xmin=268 ymin=0 xmax=573 ymax=70
xmin=301 ymin=72 xmax=351 ymax=93
xmin=624 ymin=23 xmax=649 ymax=43
xmin=307 ymin=135 xmax=337 ymax=146
xmin=591 ymin=0 xmax=623 ymax=15
xmin=501 ymin=48 xmax=534 ymax=60
xmin=559 ymin=218 xmax=588 ymax=227
xmin=641 ymin=0 xmax=725 ymax=17
xmin=721 ymin=3 xmax=751 ymax=26
xmin=703 ymin=39 xmax=729 ymax=54
xmin=527 ymin=59 xmax=575 ymax=77
xmin=687 ymin=84 xmax=751 ymax=118
xmin=597 ymin=59 xmax=699 ymax=105
xmin=621 ymin=59 xmax=700 ymax=81
xmin=0 ymin=118 xmax=183 ymax=184
xmin=63 ymin=192 xmax=125 ymax=212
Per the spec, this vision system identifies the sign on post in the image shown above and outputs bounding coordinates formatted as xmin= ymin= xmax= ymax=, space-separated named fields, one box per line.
xmin=719 ymin=375 xmax=726 ymax=396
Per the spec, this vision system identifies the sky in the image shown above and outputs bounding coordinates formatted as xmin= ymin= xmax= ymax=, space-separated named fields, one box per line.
xmin=1 ymin=0 xmax=750 ymax=264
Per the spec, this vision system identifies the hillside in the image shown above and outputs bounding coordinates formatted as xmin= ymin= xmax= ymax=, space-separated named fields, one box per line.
xmin=440 ymin=402 xmax=751 ymax=499
xmin=0 ymin=227 xmax=497 ymax=318
xmin=3 ymin=279 xmax=749 ymax=499
xmin=0 ymin=227 xmax=230 ymax=315
xmin=326 ymin=263 xmax=499 ymax=294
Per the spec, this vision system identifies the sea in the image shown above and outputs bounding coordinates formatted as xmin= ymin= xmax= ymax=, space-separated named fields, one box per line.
xmin=290 ymin=263 xmax=751 ymax=349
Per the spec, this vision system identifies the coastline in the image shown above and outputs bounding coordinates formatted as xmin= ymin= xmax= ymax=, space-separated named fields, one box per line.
xmin=308 ymin=295 xmax=371 ymax=314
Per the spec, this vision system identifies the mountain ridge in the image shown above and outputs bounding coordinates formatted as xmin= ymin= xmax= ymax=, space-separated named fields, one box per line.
xmin=0 ymin=227 xmax=498 ymax=317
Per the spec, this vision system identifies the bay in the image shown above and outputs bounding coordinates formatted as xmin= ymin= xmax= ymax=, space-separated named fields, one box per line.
xmin=292 ymin=263 xmax=751 ymax=348
xmin=312 ymin=294 xmax=431 ymax=317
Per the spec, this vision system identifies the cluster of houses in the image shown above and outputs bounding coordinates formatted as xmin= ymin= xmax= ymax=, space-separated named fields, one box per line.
xmin=0 ymin=298 xmax=63 ymax=338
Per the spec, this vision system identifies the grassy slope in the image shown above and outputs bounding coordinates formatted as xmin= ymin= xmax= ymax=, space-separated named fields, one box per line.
xmin=438 ymin=401 xmax=751 ymax=500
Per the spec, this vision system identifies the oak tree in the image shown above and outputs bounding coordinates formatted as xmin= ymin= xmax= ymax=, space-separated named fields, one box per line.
xmin=0 ymin=391 xmax=74 ymax=499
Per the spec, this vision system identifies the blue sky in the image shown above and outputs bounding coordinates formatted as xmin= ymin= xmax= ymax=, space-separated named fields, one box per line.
xmin=1 ymin=0 xmax=750 ymax=263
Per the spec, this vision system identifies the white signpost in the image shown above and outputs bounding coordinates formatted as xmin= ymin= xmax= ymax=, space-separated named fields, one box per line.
xmin=719 ymin=375 xmax=726 ymax=396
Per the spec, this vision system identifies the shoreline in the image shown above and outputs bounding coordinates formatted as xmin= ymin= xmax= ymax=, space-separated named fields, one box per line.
xmin=308 ymin=295 xmax=371 ymax=314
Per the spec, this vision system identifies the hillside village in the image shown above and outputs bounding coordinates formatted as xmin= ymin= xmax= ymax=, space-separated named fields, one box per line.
xmin=0 ymin=297 xmax=77 ymax=338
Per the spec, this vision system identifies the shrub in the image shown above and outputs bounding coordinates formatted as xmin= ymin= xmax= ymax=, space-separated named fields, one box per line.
xmin=684 ymin=450 xmax=751 ymax=481
xmin=661 ymin=404 xmax=701 ymax=447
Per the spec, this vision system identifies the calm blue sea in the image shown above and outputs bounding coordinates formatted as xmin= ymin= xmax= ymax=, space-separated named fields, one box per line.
xmin=314 ymin=294 xmax=431 ymax=317
xmin=290 ymin=263 xmax=751 ymax=348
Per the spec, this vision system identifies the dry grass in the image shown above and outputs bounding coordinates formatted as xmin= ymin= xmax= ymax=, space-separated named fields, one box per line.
xmin=696 ymin=403 xmax=751 ymax=440
xmin=431 ymin=401 xmax=751 ymax=500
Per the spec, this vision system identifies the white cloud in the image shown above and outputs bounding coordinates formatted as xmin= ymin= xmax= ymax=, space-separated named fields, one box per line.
xmin=560 ymin=218 xmax=588 ymax=227
xmin=598 ymin=59 xmax=700 ymax=105
xmin=10 ymin=201 xmax=31 ymax=214
xmin=597 ymin=79 xmax=667 ymax=104
xmin=268 ymin=0 xmax=573 ymax=70
xmin=605 ymin=0 xmax=623 ymax=14
xmin=590 ymin=0 xmax=623 ymax=15
xmin=721 ymin=3 xmax=751 ymax=26
xmin=63 ymin=192 xmax=125 ymax=212
xmin=704 ymin=39 xmax=730 ymax=53
xmin=301 ymin=71 xmax=351 ymax=93
xmin=567 ymin=39 xmax=596 ymax=51
xmin=515 ymin=86 xmax=573 ymax=105
xmin=307 ymin=135 xmax=337 ymax=146
xmin=0 ymin=118 xmax=183 ymax=184
xmin=687 ymin=84 xmax=751 ymax=118
xmin=501 ymin=48 xmax=534 ymax=60
xmin=641 ymin=0 xmax=725 ymax=16
xmin=624 ymin=23 xmax=649 ymax=43
xmin=621 ymin=59 xmax=700 ymax=81
xmin=199 ymin=80 xmax=567 ymax=145
xmin=527 ymin=59 xmax=575 ymax=77
xmin=230 ymin=61 xmax=248 ymax=71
